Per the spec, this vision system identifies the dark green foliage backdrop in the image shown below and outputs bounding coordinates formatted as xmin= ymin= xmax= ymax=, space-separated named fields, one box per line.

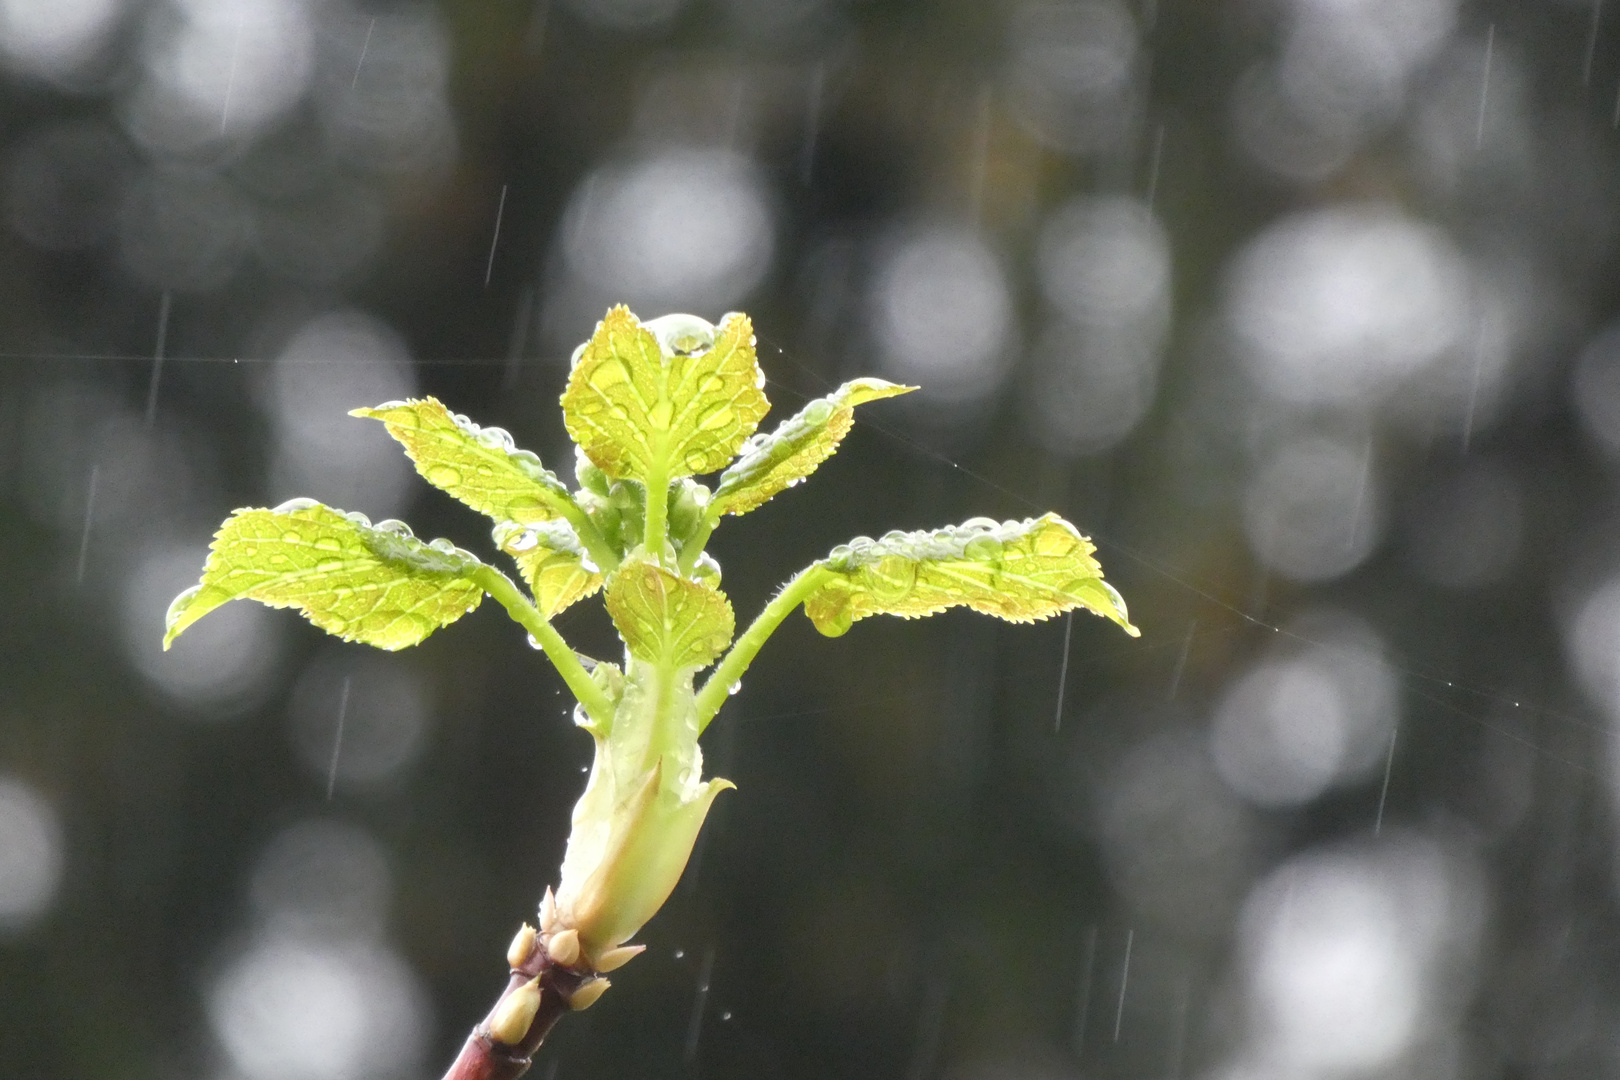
xmin=4 ymin=2 xmax=1620 ymax=1078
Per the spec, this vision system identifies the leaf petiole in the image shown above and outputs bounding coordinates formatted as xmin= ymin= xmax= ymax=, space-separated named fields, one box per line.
xmin=642 ymin=458 xmax=669 ymax=559
xmin=694 ymin=563 xmax=833 ymax=731
xmin=473 ymin=563 xmax=614 ymax=725
xmin=676 ymin=511 xmax=718 ymax=576
xmin=554 ymin=499 xmax=621 ymax=576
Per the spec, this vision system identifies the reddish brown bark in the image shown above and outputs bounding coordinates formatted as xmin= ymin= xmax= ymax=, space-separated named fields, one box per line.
xmin=439 ymin=945 xmax=589 ymax=1080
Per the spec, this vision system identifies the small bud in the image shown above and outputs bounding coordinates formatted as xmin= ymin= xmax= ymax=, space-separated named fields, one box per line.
xmin=547 ymin=927 xmax=581 ymax=967
xmin=567 ymin=977 xmax=610 ymax=1011
xmin=592 ymin=944 xmax=645 ymax=973
xmin=507 ymin=923 xmax=537 ymax=969
xmin=487 ymin=978 xmax=542 ymax=1045
xmin=539 ymin=887 xmax=558 ymax=933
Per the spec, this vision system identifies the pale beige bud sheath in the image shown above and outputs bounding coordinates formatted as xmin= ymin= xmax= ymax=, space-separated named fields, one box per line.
xmin=567 ymin=977 xmax=610 ymax=1011
xmin=546 ymin=927 xmax=581 ymax=967
xmin=592 ymin=944 xmax=645 ymax=972
xmin=487 ymin=977 xmax=542 ymax=1045
xmin=507 ymin=923 xmax=537 ymax=969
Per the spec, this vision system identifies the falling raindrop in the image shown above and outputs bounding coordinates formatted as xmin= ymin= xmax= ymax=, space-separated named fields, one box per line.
xmin=799 ymin=63 xmax=824 ymax=185
xmin=351 ymin=17 xmax=376 ymax=90
xmin=219 ymin=13 xmax=244 ymax=135
xmin=503 ymin=284 xmax=536 ymax=390
xmin=683 ymin=945 xmax=715 ymax=1062
xmin=1073 ymin=924 xmax=1098 ymax=1058
xmin=74 ymin=464 xmax=99 ymax=584
xmin=1476 ymin=24 xmax=1494 ymax=150
xmin=1374 ymin=724 xmax=1398 ymax=836
xmin=1112 ymin=927 xmax=1133 ymax=1042
xmin=326 ymin=676 xmax=351 ymax=801
xmin=1166 ymin=620 xmax=1195 ymax=701
xmin=143 ymin=291 xmax=172 ymax=430
xmin=1461 ymin=322 xmax=1491 ymax=452
xmin=1144 ymin=122 xmax=1166 ymax=210
xmin=484 ymin=184 xmax=508 ymax=287
xmin=1053 ymin=611 xmax=1074 ymax=733
xmin=1585 ymin=0 xmax=1604 ymax=87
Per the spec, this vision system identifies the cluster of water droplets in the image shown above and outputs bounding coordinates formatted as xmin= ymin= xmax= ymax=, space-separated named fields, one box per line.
xmin=642 ymin=312 xmax=717 ymax=356
xmin=717 ymin=395 xmax=838 ymax=496
xmin=262 ymin=499 xmax=476 ymax=577
xmin=823 ymin=516 xmax=1017 ymax=573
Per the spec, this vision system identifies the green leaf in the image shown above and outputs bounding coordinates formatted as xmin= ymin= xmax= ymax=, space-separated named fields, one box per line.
xmin=709 ymin=378 xmax=915 ymax=518
xmin=561 ymin=307 xmax=770 ymax=483
xmin=164 ymin=499 xmax=485 ymax=651
xmin=604 ymin=557 xmax=735 ymax=669
xmin=493 ymin=518 xmax=603 ymax=618
xmin=351 ymin=397 xmax=573 ymax=524
xmin=802 ymin=513 xmax=1139 ymax=638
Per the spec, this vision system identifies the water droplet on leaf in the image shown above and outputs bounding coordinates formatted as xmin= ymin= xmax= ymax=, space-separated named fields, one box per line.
xmin=963 ymin=535 xmax=1003 ymax=561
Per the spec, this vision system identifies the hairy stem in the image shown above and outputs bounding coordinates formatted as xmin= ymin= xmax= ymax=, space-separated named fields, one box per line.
xmin=694 ymin=563 xmax=832 ymax=731
xmin=551 ymin=498 xmax=620 ymax=576
xmin=474 ymin=565 xmax=614 ymax=724
xmin=676 ymin=511 xmax=718 ymax=576
xmin=643 ymin=461 xmax=669 ymax=559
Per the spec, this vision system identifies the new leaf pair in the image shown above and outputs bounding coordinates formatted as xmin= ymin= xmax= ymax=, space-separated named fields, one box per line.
xmin=164 ymin=305 xmax=1137 ymax=1002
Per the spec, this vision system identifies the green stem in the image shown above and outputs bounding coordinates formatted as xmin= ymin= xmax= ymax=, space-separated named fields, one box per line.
xmin=676 ymin=509 xmax=719 ymax=576
xmin=694 ymin=563 xmax=832 ymax=732
xmin=551 ymin=497 xmax=620 ymax=575
xmin=474 ymin=565 xmax=614 ymax=725
xmin=642 ymin=459 xmax=669 ymax=559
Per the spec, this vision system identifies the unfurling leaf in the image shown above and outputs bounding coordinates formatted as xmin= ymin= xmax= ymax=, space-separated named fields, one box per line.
xmin=164 ymin=500 xmax=484 ymax=651
xmin=561 ymin=307 xmax=769 ymax=483
xmin=802 ymin=513 xmax=1138 ymax=638
xmin=352 ymin=397 xmax=573 ymax=524
xmin=493 ymin=519 xmax=603 ymax=618
xmin=604 ymin=558 xmax=734 ymax=668
xmin=557 ymin=759 xmax=733 ymax=954
xmin=709 ymin=378 xmax=915 ymax=518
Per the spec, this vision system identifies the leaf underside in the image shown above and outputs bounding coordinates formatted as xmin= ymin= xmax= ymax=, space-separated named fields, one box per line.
xmin=351 ymin=397 xmax=572 ymax=524
xmin=493 ymin=519 xmax=603 ymax=618
xmin=561 ymin=306 xmax=769 ymax=482
xmin=604 ymin=558 xmax=735 ymax=669
xmin=709 ymin=378 xmax=915 ymax=518
xmin=164 ymin=500 xmax=484 ymax=652
xmin=803 ymin=513 xmax=1138 ymax=638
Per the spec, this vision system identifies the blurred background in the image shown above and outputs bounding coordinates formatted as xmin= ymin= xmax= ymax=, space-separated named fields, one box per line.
xmin=5 ymin=0 xmax=1620 ymax=1077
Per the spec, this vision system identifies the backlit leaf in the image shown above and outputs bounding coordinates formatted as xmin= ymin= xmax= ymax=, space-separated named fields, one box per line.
xmin=561 ymin=307 xmax=769 ymax=483
xmin=710 ymin=378 xmax=915 ymax=518
xmin=493 ymin=518 xmax=603 ymax=618
xmin=164 ymin=499 xmax=484 ymax=651
xmin=604 ymin=557 xmax=735 ymax=669
xmin=352 ymin=397 xmax=573 ymax=524
xmin=802 ymin=513 xmax=1138 ymax=638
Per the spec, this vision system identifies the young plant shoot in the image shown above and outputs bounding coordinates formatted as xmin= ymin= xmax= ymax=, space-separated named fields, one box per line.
xmin=163 ymin=306 xmax=1139 ymax=1080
